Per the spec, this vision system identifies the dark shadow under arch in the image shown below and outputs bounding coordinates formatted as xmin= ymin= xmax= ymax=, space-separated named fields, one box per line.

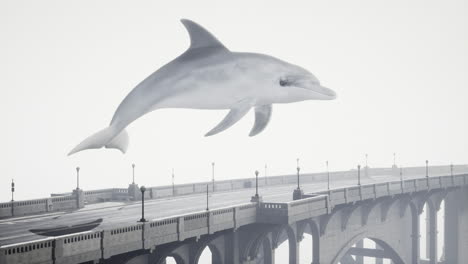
xmin=193 ymin=243 xmax=222 ymax=264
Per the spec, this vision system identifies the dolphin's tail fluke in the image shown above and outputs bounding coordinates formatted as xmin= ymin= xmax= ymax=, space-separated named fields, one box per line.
xmin=68 ymin=127 xmax=129 ymax=156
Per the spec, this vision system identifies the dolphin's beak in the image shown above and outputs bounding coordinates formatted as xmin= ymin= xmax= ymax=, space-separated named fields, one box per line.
xmin=310 ymin=85 xmax=337 ymax=100
xmin=295 ymin=80 xmax=337 ymax=100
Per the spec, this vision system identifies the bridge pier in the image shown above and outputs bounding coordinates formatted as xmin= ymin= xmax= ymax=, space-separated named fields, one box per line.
xmin=354 ymin=240 xmax=363 ymax=264
xmin=444 ymin=189 xmax=459 ymax=263
xmin=444 ymin=187 xmax=468 ymax=263
xmin=427 ymin=202 xmax=437 ymax=264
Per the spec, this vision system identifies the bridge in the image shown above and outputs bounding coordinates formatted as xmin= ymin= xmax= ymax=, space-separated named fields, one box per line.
xmin=0 ymin=165 xmax=467 ymax=264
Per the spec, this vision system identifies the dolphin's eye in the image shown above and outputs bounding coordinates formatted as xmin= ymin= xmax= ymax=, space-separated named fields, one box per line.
xmin=279 ymin=79 xmax=289 ymax=87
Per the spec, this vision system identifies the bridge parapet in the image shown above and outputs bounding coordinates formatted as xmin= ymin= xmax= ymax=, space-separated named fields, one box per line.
xmin=257 ymin=196 xmax=328 ymax=224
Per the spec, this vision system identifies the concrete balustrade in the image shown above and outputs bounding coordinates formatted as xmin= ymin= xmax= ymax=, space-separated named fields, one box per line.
xmin=3 ymin=165 xmax=467 ymax=220
xmin=55 ymin=232 xmax=102 ymax=264
xmin=103 ymin=224 xmax=144 ymax=259
xmin=0 ymin=239 xmax=54 ymax=264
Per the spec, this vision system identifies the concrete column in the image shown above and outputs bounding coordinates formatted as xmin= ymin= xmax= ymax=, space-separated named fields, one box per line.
xmin=411 ymin=204 xmax=420 ymax=264
xmin=268 ymin=246 xmax=276 ymax=264
xmin=457 ymin=187 xmax=468 ymax=263
xmin=444 ymin=191 xmax=458 ymax=264
xmin=428 ymin=205 xmax=437 ymax=264
xmin=355 ymin=240 xmax=364 ymax=264
xmin=289 ymin=237 xmax=299 ymax=264
xmin=225 ymin=230 xmax=240 ymax=264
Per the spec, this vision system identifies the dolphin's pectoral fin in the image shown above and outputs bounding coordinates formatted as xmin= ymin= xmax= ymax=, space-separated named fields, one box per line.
xmin=205 ymin=99 xmax=253 ymax=137
xmin=249 ymin=105 xmax=272 ymax=137
xmin=180 ymin=19 xmax=229 ymax=51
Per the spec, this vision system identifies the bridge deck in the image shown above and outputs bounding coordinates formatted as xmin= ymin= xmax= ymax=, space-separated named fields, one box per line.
xmin=0 ymin=173 xmax=417 ymax=246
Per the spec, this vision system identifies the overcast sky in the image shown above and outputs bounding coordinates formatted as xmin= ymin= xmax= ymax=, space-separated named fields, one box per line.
xmin=1 ymin=0 xmax=467 ymax=201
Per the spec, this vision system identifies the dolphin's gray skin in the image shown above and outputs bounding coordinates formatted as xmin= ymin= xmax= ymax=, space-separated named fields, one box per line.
xmin=68 ymin=19 xmax=336 ymax=156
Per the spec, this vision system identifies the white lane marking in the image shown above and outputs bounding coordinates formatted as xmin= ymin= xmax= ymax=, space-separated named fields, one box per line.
xmin=0 ymin=233 xmax=34 ymax=241
xmin=0 ymin=212 xmax=64 ymax=224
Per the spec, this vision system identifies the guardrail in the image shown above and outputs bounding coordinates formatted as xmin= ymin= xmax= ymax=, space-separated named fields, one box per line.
xmin=0 ymin=202 xmax=258 ymax=264
xmin=2 ymin=165 xmax=468 ymax=221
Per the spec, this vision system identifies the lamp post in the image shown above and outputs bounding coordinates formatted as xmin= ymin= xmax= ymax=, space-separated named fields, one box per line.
xmin=76 ymin=167 xmax=80 ymax=190
xmin=139 ymin=186 xmax=147 ymax=222
xmin=211 ymin=162 xmax=215 ymax=192
xmin=293 ymin=163 xmax=304 ymax=200
xmin=264 ymin=164 xmax=267 ymax=185
xmin=11 ymin=179 xmax=15 ymax=216
xmin=357 ymin=165 xmax=361 ymax=186
xmin=450 ymin=163 xmax=454 ymax=184
xmin=400 ymin=167 xmax=404 ymax=190
xmin=296 ymin=158 xmax=300 ymax=189
xmin=393 ymin=153 xmax=396 ymax=167
xmin=326 ymin=161 xmax=330 ymax=191
xmin=251 ymin=170 xmax=262 ymax=203
xmin=365 ymin=154 xmax=369 ymax=177
xmin=296 ymin=166 xmax=301 ymax=190
xmin=255 ymin=170 xmax=259 ymax=197
xmin=206 ymin=184 xmax=209 ymax=211
xmin=132 ymin=164 xmax=135 ymax=184
xmin=11 ymin=179 xmax=14 ymax=202
xmin=172 ymin=168 xmax=175 ymax=195
xmin=425 ymin=160 xmax=429 ymax=178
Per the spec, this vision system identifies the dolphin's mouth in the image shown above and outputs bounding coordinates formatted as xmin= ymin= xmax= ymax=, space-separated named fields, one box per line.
xmin=295 ymin=82 xmax=337 ymax=100
xmin=309 ymin=85 xmax=337 ymax=100
xmin=286 ymin=76 xmax=336 ymax=100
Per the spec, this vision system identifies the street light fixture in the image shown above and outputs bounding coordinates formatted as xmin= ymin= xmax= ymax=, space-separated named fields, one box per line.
xmin=326 ymin=161 xmax=330 ymax=191
xmin=172 ymin=168 xmax=175 ymax=195
xmin=255 ymin=170 xmax=259 ymax=197
xmin=132 ymin=164 xmax=135 ymax=184
xmin=296 ymin=166 xmax=301 ymax=190
xmin=139 ymin=186 xmax=147 ymax=222
xmin=425 ymin=160 xmax=429 ymax=178
xmin=365 ymin=154 xmax=369 ymax=177
xmin=251 ymin=170 xmax=263 ymax=203
xmin=450 ymin=163 xmax=454 ymax=184
xmin=293 ymin=162 xmax=304 ymax=200
xmin=206 ymin=184 xmax=209 ymax=211
xmin=296 ymin=158 xmax=300 ymax=189
xmin=211 ymin=162 xmax=215 ymax=192
xmin=357 ymin=165 xmax=361 ymax=186
xmin=11 ymin=179 xmax=14 ymax=202
xmin=76 ymin=167 xmax=80 ymax=190
xmin=400 ymin=167 xmax=404 ymax=189
xmin=11 ymin=179 xmax=15 ymax=215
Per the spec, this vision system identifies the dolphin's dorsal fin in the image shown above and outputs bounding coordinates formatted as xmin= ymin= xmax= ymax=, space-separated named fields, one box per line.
xmin=181 ymin=19 xmax=228 ymax=51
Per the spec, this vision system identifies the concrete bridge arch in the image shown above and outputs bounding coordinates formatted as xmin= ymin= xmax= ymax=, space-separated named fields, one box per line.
xmin=331 ymin=234 xmax=405 ymax=264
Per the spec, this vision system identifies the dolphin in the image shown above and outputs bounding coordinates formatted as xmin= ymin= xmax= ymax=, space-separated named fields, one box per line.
xmin=68 ymin=19 xmax=336 ymax=156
